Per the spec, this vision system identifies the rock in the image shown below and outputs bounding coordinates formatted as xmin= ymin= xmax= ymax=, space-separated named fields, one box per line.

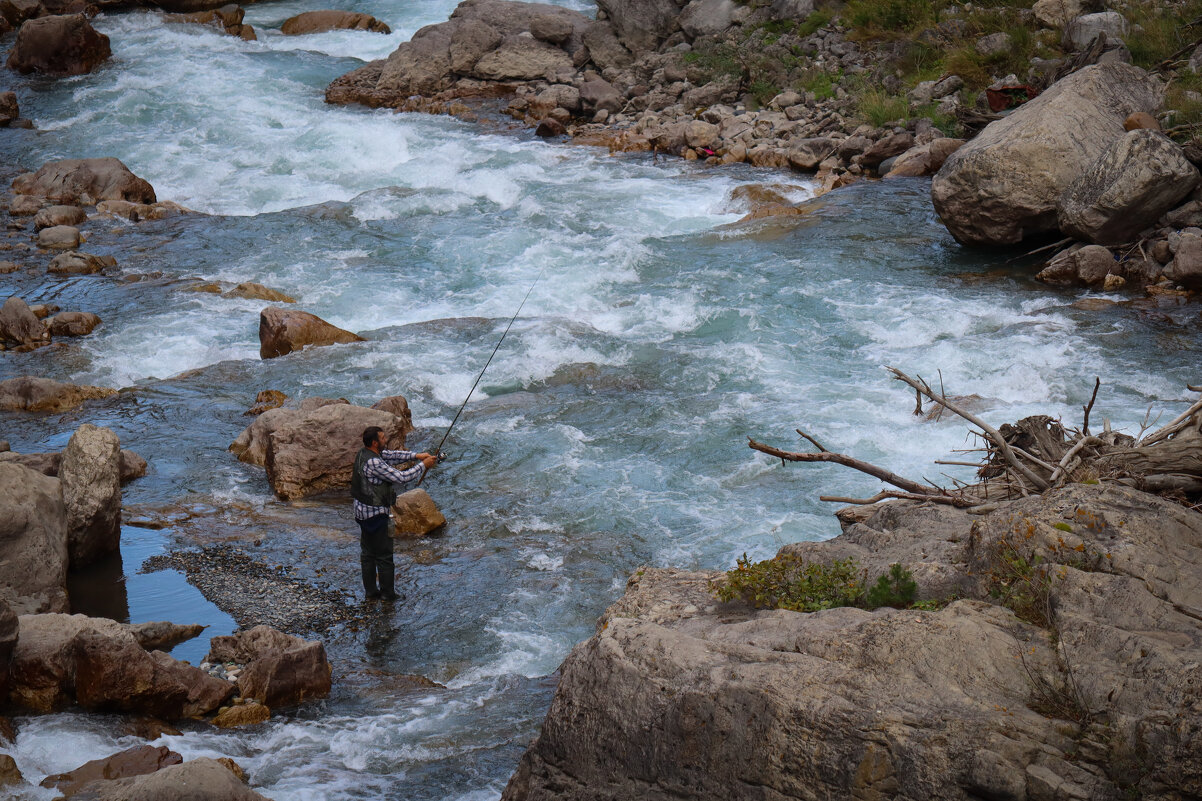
xmin=536 ymin=83 xmax=579 ymax=112
xmin=0 ymin=464 xmax=68 ymax=615
xmin=258 ymin=306 xmax=363 ymax=359
xmin=13 ymin=157 xmax=155 ymax=205
xmin=245 ymin=389 xmax=287 ymax=415
xmin=37 ymin=224 xmax=81 ymax=249
xmin=165 ymin=4 xmax=249 ymax=36
xmin=581 ymin=21 xmax=631 ymax=71
xmin=975 ymin=32 xmax=1011 ymax=56
xmin=33 ymin=204 xmax=86 ymax=229
xmin=787 ymin=137 xmax=838 ymax=171
xmin=47 ymin=310 xmax=101 ymax=337
xmin=884 ymin=144 xmax=935 ymax=178
xmin=0 ymin=262 xmax=19 ymax=274
xmin=596 ymin=0 xmax=680 ymax=53
xmin=95 ymin=199 xmax=184 ymax=221
xmin=5 ymin=14 xmax=111 ymax=76
xmin=931 ymin=63 xmax=1161 ymax=246
xmin=207 ymin=626 xmax=331 ymax=708
xmin=0 ymin=376 xmax=116 ymax=412
xmin=212 ymin=700 xmax=270 ymax=728
xmin=261 ymin=402 xmax=413 ymax=500
xmin=126 ymin=621 xmax=205 ymax=651
xmin=1036 ymin=243 xmax=1117 ymax=286
xmin=861 ymin=131 xmax=915 ymax=170
xmin=0 ymin=600 xmax=17 ymax=700
xmin=0 ymin=447 xmax=144 ymax=483
xmin=40 ymin=745 xmax=183 ymax=796
xmin=1064 ymin=11 xmax=1128 ymax=51
xmin=769 ymin=0 xmax=812 ymax=20
xmin=63 ymin=757 xmax=269 ymax=800
xmin=224 ymin=282 xmax=296 ymax=303
xmin=8 ymin=195 xmax=42 ymax=215
xmin=580 ymin=78 xmax=623 ymax=115
xmin=678 ymin=0 xmax=736 ymax=39
xmin=60 ymin=424 xmax=122 ymax=569
xmin=535 ymin=117 xmax=565 ymax=136
xmin=0 ymin=91 xmax=17 ymax=126
xmin=1124 ymin=111 xmax=1160 ymax=131
xmin=47 ymin=250 xmax=108 ymax=274
xmin=529 ymin=13 xmax=571 ymax=44
xmin=392 ymin=488 xmax=447 ymax=537
xmin=1057 ymin=130 xmax=1200 ymax=246
xmin=502 ymin=484 xmax=1202 ymax=801
xmin=683 ymin=120 xmax=718 ymax=150
xmin=473 ymin=36 xmax=573 ymax=81
xmin=370 ymin=395 xmax=414 ymax=429
xmin=0 ymin=296 xmax=45 ymax=347
xmin=1033 ymin=0 xmax=1088 ymax=29
xmin=1165 ymin=231 xmax=1202 ymax=288
xmin=280 ymin=10 xmax=390 ymax=34
xmin=0 ymin=754 xmax=21 ymax=786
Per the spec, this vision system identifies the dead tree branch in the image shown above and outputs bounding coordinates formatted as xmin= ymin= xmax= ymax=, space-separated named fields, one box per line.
xmin=818 ymin=491 xmax=972 ymax=507
xmin=748 ymin=438 xmax=936 ymax=497
xmin=1082 ymin=378 xmax=1100 ymax=436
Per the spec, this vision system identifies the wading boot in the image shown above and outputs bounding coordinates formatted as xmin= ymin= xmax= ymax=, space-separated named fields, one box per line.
xmin=379 ymin=562 xmax=398 ymax=602
xmin=361 ymin=557 xmax=380 ymax=600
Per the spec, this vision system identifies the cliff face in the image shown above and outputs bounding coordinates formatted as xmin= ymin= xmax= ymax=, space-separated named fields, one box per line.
xmin=503 ymin=484 xmax=1202 ymax=801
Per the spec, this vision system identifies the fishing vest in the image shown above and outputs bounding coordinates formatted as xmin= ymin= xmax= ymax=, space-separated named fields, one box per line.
xmin=351 ymin=448 xmax=396 ymax=509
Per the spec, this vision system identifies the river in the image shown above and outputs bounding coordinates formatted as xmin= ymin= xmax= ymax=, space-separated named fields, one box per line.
xmin=1 ymin=0 xmax=1199 ymax=797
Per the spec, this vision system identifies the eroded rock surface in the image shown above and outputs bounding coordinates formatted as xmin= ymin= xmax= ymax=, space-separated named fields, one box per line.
xmin=504 ymin=484 xmax=1202 ymax=801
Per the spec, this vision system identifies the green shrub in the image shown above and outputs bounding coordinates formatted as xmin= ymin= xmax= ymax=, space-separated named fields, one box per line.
xmin=797 ymin=9 xmax=833 ymax=37
xmin=844 ymin=0 xmax=936 ymax=36
xmin=857 ymin=89 xmax=909 ymax=127
xmin=713 ymin=556 xmax=938 ymax=613
xmin=865 ymin=563 xmax=918 ymax=608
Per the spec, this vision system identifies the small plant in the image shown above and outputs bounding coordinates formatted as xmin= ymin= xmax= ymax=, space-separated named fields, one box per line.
xmin=796 ymin=9 xmax=833 ymax=37
xmin=749 ymin=79 xmax=781 ymax=106
xmin=1053 ymin=522 xmax=1073 ymax=532
xmin=983 ymin=520 xmax=1053 ymax=628
xmin=865 ymin=563 xmax=918 ymax=608
xmin=856 ymin=89 xmax=910 ymax=128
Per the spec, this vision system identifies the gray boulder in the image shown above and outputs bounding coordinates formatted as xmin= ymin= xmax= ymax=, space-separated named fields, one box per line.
xmin=0 ymin=463 xmax=68 ymax=615
xmin=931 ymin=63 xmax=1162 ymax=246
xmin=0 ymin=296 xmax=45 ymax=347
xmin=595 ymin=0 xmax=679 ymax=53
xmin=1058 ymin=129 xmax=1200 ymax=246
xmin=678 ymin=0 xmax=736 ymax=39
xmin=472 ymin=36 xmax=573 ymax=81
xmin=1165 ymin=231 xmax=1202 ymax=288
xmin=1036 ymin=243 xmax=1118 ymax=286
xmin=60 ymin=423 xmax=122 ymax=569
xmin=1063 ymin=10 xmax=1128 ymax=51
xmin=581 ymin=21 xmax=631 ymax=71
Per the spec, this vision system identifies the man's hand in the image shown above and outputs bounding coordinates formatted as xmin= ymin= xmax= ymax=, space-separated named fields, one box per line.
xmin=415 ymin=452 xmax=433 ymax=461
xmin=421 ymin=454 xmax=438 ymax=469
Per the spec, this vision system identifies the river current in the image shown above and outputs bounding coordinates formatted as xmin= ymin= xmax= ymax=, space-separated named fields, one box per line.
xmin=1 ymin=0 xmax=1200 ymax=797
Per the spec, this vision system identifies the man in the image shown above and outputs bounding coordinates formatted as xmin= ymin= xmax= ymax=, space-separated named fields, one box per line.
xmin=351 ymin=426 xmax=438 ymax=601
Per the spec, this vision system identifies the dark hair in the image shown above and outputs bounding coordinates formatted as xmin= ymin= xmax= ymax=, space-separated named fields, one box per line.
xmin=362 ymin=426 xmax=384 ymax=447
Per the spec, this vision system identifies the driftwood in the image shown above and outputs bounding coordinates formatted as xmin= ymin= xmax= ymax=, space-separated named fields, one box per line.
xmin=749 ymin=368 xmax=1202 ymax=508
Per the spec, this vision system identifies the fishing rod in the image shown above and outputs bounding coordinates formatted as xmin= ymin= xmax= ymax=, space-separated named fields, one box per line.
xmin=417 ymin=267 xmax=545 ymax=486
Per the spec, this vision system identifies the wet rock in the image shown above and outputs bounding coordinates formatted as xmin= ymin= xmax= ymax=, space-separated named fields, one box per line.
xmin=245 ymin=389 xmax=287 ymax=415
xmin=126 ymin=621 xmax=206 ymax=651
xmin=33 ymin=204 xmax=86 ymax=229
xmin=47 ymin=310 xmax=101 ymax=337
xmin=95 ymin=199 xmax=185 ymax=220
xmin=535 ymin=117 xmax=566 ymax=136
xmin=1058 ymin=130 xmax=1200 ymax=246
xmin=40 ymin=744 xmax=183 ymax=797
xmin=6 ymin=14 xmax=111 ymax=76
xmin=0 ymin=296 xmax=45 ymax=347
xmin=64 ymin=757 xmax=269 ymax=800
xmin=258 ymin=306 xmax=363 ymax=359
xmin=0 ymin=754 xmax=21 ymax=787
xmin=0 ymin=262 xmax=19 ymax=274
xmin=60 ymin=423 xmax=122 ymax=569
xmin=392 ymin=488 xmax=447 ymax=537
xmin=37 ymin=224 xmax=81 ymax=249
xmin=932 ymin=63 xmax=1161 ymax=246
xmin=8 ymin=195 xmax=42 ymax=215
xmin=120 ymin=716 xmax=181 ymax=741
xmin=861 ymin=131 xmax=915 ymax=170
xmin=48 ymin=251 xmax=108 ymax=274
xmin=212 ymin=699 xmax=270 ymax=728
xmin=371 ymin=394 xmax=414 ymax=429
xmin=1165 ymin=231 xmax=1202 ymax=288
xmin=224 ymin=282 xmax=296 ymax=303
xmin=280 ymin=10 xmax=390 ymax=34
xmin=165 ymin=4 xmax=250 ymax=36
xmin=207 ymin=626 xmax=331 ymax=708
xmin=0 ymin=376 xmax=116 ymax=412
xmin=0 ymin=447 xmax=145 ymax=483
xmin=1036 ymin=243 xmax=1117 ymax=286
xmin=0 ymin=464 xmax=68 ymax=615
xmin=0 ymin=91 xmax=17 ymax=126
xmin=13 ymin=157 xmax=156 ymax=205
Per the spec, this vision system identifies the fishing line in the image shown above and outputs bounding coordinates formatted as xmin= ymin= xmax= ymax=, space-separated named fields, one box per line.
xmin=417 ymin=267 xmax=545 ymax=485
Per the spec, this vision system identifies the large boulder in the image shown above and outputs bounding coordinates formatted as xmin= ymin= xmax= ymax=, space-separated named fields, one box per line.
xmin=47 ymin=310 xmax=102 ymax=337
xmin=1057 ymin=129 xmax=1200 ymax=246
xmin=503 ymin=484 xmax=1202 ymax=801
xmin=13 ymin=157 xmax=156 ymax=205
xmin=931 ymin=63 xmax=1162 ymax=246
xmin=40 ymin=745 xmax=183 ymax=797
xmin=0 ymin=296 xmax=45 ymax=347
xmin=0 ymin=600 xmax=18 ymax=701
xmin=48 ymin=251 xmax=109 ymax=275
xmin=1035 ymin=243 xmax=1119 ymax=286
xmin=207 ymin=626 xmax=331 ymax=708
xmin=68 ymin=757 xmax=270 ymax=800
xmin=1165 ymin=230 xmax=1202 ymax=288
xmin=678 ymin=0 xmax=736 ymax=39
xmin=1063 ymin=10 xmax=1128 ymax=51
xmin=280 ymin=10 xmax=390 ymax=34
xmin=10 ymin=613 xmax=236 ymax=716
xmin=595 ymin=0 xmax=679 ymax=53
xmin=0 ymin=463 xmax=68 ymax=615
xmin=60 ymin=423 xmax=122 ymax=569
xmin=5 ymin=14 xmax=111 ymax=76
xmin=472 ymin=36 xmax=573 ymax=81
xmin=392 ymin=488 xmax=446 ymax=537
xmin=258 ymin=306 xmax=363 ymax=359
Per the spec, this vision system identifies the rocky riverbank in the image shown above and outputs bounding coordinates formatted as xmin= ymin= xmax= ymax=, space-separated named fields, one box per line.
xmin=503 ymin=481 xmax=1202 ymax=801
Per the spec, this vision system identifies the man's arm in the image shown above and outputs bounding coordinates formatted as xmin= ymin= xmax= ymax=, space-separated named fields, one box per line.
xmin=364 ymin=455 xmax=425 ymax=486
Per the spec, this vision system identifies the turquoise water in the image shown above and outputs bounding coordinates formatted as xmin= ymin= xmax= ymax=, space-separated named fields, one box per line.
xmin=1 ymin=2 xmax=1199 ymax=798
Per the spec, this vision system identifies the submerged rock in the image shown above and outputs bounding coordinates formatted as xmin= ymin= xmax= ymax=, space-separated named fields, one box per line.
xmin=0 ymin=296 xmax=46 ymax=348
xmin=0 ymin=377 xmax=116 ymax=412
xmin=503 ymin=484 xmax=1202 ymax=801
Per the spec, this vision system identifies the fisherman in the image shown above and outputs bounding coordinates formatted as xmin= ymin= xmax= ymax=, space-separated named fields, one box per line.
xmin=351 ymin=426 xmax=438 ymax=601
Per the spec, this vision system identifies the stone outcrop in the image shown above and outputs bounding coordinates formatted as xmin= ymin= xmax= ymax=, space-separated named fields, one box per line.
xmin=207 ymin=626 xmax=331 ymax=708
xmin=0 ymin=463 xmax=68 ymax=614
xmin=6 ymin=14 xmax=111 ymax=76
xmin=9 ymin=613 xmax=236 ymax=716
xmin=231 ymin=397 xmax=413 ymax=500
xmin=13 ymin=157 xmax=156 ymax=205
xmin=931 ymin=63 xmax=1162 ymax=246
xmin=1056 ymin=129 xmax=1200 ymax=246
xmin=258 ymin=306 xmax=363 ymax=359
xmin=504 ymin=484 xmax=1202 ymax=801
xmin=60 ymin=423 xmax=123 ymax=569
xmin=280 ymin=10 xmax=390 ymax=34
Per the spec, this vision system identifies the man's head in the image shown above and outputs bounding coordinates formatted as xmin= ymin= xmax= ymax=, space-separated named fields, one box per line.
xmin=362 ymin=426 xmax=385 ymax=450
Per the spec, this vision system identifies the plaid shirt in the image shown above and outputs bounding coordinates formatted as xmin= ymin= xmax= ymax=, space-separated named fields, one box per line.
xmin=353 ymin=449 xmax=426 ymax=520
